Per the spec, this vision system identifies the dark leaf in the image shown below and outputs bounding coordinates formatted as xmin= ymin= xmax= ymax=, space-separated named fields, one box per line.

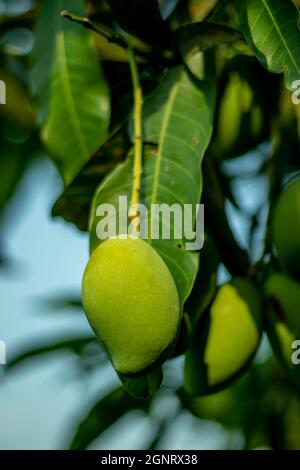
xmin=6 ymin=336 xmax=98 ymax=371
xmin=32 ymin=0 xmax=110 ymax=185
xmin=90 ymin=67 xmax=216 ymax=305
xmin=119 ymin=367 xmax=163 ymax=399
xmin=52 ymin=129 xmax=129 ymax=231
xmin=109 ymin=0 xmax=170 ymax=47
xmin=69 ymin=387 xmax=148 ymax=449
xmin=236 ymin=0 xmax=300 ymax=91
xmin=185 ymin=234 xmax=219 ymax=327
xmin=175 ymin=22 xmax=243 ymax=62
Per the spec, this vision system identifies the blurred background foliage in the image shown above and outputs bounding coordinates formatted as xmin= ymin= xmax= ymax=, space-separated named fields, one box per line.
xmin=0 ymin=0 xmax=300 ymax=450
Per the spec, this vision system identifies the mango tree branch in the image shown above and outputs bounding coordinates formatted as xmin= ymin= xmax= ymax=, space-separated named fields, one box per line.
xmin=127 ymin=47 xmax=143 ymax=235
xmin=61 ymin=10 xmax=151 ymax=61
xmin=61 ymin=10 xmax=177 ymax=66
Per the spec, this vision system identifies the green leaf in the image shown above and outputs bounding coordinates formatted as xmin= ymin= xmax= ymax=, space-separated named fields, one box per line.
xmin=0 ymin=137 xmax=34 ymax=211
xmin=236 ymin=0 xmax=300 ymax=91
xmin=52 ymin=129 xmax=129 ymax=231
xmin=0 ymin=118 xmax=41 ymax=211
xmin=175 ymin=22 xmax=243 ymax=60
xmin=39 ymin=295 xmax=83 ymax=312
xmin=118 ymin=368 xmax=163 ymax=399
xmin=202 ymin=159 xmax=250 ymax=276
xmin=6 ymin=335 xmax=98 ymax=371
xmin=90 ymin=66 xmax=216 ymax=305
xmin=174 ymin=23 xmax=242 ymax=80
xmin=109 ymin=0 xmax=170 ymax=47
xmin=185 ymin=234 xmax=219 ymax=327
xmin=0 ymin=70 xmax=35 ymax=129
xmin=171 ymin=312 xmax=193 ymax=357
xmin=69 ymin=387 xmax=148 ymax=449
xmin=32 ymin=0 xmax=110 ymax=185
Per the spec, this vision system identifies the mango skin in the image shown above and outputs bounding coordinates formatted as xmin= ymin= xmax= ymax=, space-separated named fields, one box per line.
xmin=272 ymin=179 xmax=300 ymax=279
xmin=180 ymin=387 xmax=238 ymax=428
xmin=82 ymin=237 xmax=180 ymax=376
xmin=264 ymin=273 xmax=300 ymax=385
xmin=184 ymin=278 xmax=262 ymax=395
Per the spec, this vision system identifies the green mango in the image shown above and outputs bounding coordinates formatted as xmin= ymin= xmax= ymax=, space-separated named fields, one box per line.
xmin=179 ymin=386 xmax=240 ymax=428
xmin=216 ymin=72 xmax=264 ymax=159
xmin=218 ymin=73 xmax=251 ymax=152
xmin=264 ymin=272 xmax=300 ymax=385
xmin=82 ymin=236 xmax=180 ymax=375
xmin=184 ymin=278 xmax=262 ymax=395
xmin=272 ymin=179 xmax=300 ymax=280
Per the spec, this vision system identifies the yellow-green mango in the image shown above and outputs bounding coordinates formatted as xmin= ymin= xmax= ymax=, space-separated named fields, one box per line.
xmin=272 ymin=179 xmax=300 ymax=280
xmin=264 ymin=272 xmax=300 ymax=385
xmin=184 ymin=278 xmax=262 ymax=395
xmin=82 ymin=237 xmax=180 ymax=376
xmin=179 ymin=387 xmax=239 ymax=428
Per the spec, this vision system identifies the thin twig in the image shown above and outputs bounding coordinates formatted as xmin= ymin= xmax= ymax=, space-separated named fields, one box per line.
xmin=127 ymin=47 xmax=143 ymax=235
xmin=61 ymin=10 xmax=151 ymax=61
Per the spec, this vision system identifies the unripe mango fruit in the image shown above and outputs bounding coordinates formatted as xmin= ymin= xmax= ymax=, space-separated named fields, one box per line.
xmin=82 ymin=237 xmax=180 ymax=376
xmin=184 ymin=278 xmax=262 ymax=395
xmin=272 ymin=179 xmax=300 ymax=279
xmin=264 ymin=273 xmax=300 ymax=385
xmin=179 ymin=387 xmax=239 ymax=428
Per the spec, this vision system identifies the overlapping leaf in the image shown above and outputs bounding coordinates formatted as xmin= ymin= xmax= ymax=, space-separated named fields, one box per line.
xmin=109 ymin=0 xmax=170 ymax=46
xmin=119 ymin=368 xmax=163 ymax=399
xmin=6 ymin=335 xmax=98 ymax=372
xmin=175 ymin=22 xmax=243 ymax=61
xmin=237 ymin=0 xmax=300 ymax=91
xmin=52 ymin=130 xmax=129 ymax=231
xmin=69 ymin=387 xmax=148 ymax=449
xmin=90 ymin=66 xmax=215 ymax=305
xmin=32 ymin=0 xmax=110 ymax=185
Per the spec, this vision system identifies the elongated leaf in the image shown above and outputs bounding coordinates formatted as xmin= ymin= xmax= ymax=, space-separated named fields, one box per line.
xmin=32 ymin=0 xmax=110 ymax=185
xmin=236 ymin=0 xmax=300 ymax=91
xmin=90 ymin=66 xmax=215 ymax=305
xmin=39 ymin=295 xmax=83 ymax=312
xmin=52 ymin=129 xmax=129 ymax=231
xmin=296 ymin=102 xmax=300 ymax=137
xmin=0 ymin=70 xmax=35 ymax=129
xmin=175 ymin=22 xmax=243 ymax=60
xmin=109 ymin=0 xmax=170 ymax=46
xmin=0 ymin=130 xmax=37 ymax=211
xmin=90 ymin=146 xmax=199 ymax=304
xmin=119 ymin=367 xmax=163 ymax=399
xmin=69 ymin=387 xmax=148 ymax=449
xmin=185 ymin=234 xmax=219 ymax=327
xmin=202 ymin=159 xmax=250 ymax=276
xmin=6 ymin=336 xmax=98 ymax=371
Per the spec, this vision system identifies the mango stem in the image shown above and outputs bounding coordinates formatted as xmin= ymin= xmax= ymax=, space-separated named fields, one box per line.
xmin=127 ymin=47 xmax=143 ymax=235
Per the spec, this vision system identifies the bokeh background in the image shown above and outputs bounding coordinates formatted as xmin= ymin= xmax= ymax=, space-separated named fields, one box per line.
xmin=0 ymin=0 xmax=300 ymax=450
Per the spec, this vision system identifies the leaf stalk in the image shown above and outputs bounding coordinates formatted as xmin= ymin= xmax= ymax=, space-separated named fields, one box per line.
xmin=127 ymin=47 xmax=143 ymax=235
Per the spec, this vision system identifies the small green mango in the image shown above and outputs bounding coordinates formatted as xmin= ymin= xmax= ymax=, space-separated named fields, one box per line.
xmin=264 ymin=272 xmax=300 ymax=385
xmin=272 ymin=179 xmax=300 ymax=279
xmin=184 ymin=278 xmax=262 ymax=395
xmin=179 ymin=387 xmax=239 ymax=428
xmin=82 ymin=236 xmax=180 ymax=376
